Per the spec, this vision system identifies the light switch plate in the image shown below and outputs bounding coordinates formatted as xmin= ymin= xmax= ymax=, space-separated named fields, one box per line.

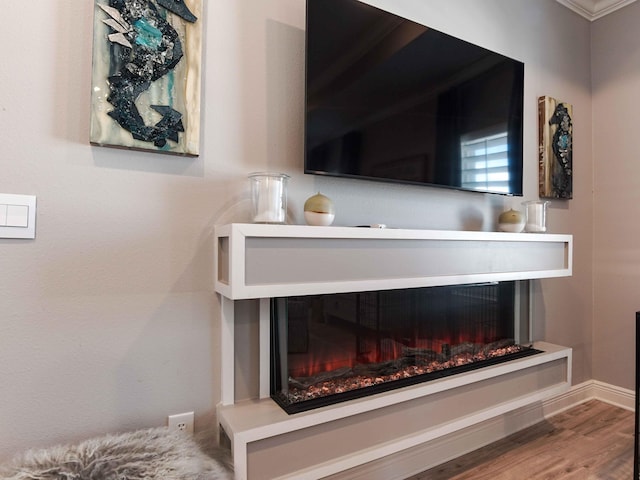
xmin=0 ymin=194 xmax=36 ymax=239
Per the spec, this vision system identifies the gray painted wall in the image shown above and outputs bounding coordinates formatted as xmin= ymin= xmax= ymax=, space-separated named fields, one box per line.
xmin=592 ymin=2 xmax=640 ymax=390
xmin=0 ymin=0 xmax=597 ymax=460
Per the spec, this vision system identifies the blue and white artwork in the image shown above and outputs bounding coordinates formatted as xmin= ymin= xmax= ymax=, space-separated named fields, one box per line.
xmin=90 ymin=0 xmax=203 ymax=156
xmin=538 ymin=96 xmax=573 ymax=199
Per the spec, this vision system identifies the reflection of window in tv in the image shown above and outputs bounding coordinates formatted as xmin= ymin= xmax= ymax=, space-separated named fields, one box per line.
xmin=460 ymin=129 xmax=510 ymax=194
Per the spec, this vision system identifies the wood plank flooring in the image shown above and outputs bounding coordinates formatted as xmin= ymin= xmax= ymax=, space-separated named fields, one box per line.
xmin=406 ymin=400 xmax=634 ymax=480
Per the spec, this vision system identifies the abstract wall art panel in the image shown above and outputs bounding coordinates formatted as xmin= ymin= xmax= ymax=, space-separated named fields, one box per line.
xmin=538 ymin=96 xmax=573 ymax=199
xmin=90 ymin=0 xmax=203 ymax=156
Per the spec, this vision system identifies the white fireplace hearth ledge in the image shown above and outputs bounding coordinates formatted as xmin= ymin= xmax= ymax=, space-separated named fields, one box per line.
xmin=213 ymin=223 xmax=574 ymax=480
xmin=217 ymin=342 xmax=571 ymax=480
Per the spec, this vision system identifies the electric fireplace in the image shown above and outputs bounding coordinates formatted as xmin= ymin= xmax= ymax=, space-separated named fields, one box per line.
xmin=214 ymin=224 xmax=573 ymax=480
xmin=271 ymin=280 xmax=538 ymax=414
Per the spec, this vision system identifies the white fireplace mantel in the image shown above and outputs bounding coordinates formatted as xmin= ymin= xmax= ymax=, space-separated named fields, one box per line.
xmin=215 ymin=223 xmax=572 ymax=300
xmin=213 ymin=224 xmax=573 ymax=480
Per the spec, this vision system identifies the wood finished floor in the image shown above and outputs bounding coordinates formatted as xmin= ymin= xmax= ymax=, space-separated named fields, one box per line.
xmin=406 ymin=400 xmax=634 ymax=480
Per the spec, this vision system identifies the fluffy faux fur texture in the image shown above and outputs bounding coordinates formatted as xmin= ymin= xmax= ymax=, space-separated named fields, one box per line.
xmin=0 ymin=427 xmax=233 ymax=480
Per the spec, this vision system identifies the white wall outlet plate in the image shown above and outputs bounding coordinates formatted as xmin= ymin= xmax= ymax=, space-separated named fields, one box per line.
xmin=167 ymin=411 xmax=194 ymax=434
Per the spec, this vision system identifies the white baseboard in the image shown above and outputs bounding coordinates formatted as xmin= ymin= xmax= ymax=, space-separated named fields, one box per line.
xmin=544 ymin=379 xmax=634 ymax=414
xmin=590 ymin=380 xmax=635 ymax=411
xmin=330 ymin=380 xmax=634 ymax=480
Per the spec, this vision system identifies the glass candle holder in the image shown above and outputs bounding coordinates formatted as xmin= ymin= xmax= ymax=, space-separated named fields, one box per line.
xmin=248 ymin=172 xmax=289 ymax=224
xmin=522 ymin=200 xmax=550 ymax=233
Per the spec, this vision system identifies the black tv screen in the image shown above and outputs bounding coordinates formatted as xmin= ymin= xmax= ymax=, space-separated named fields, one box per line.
xmin=304 ymin=0 xmax=524 ymax=196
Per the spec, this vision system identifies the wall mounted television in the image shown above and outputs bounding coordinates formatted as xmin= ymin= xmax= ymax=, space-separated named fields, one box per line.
xmin=304 ymin=0 xmax=524 ymax=196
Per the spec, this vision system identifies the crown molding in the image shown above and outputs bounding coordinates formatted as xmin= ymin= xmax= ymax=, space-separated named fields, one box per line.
xmin=556 ymin=0 xmax=638 ymax=20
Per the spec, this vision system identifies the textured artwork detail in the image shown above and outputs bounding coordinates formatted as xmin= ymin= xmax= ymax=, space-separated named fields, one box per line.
xmin=90 ymin=0 xmax=203 ymax=156
xmin=538 ymin=96 xmax=573 ymax=199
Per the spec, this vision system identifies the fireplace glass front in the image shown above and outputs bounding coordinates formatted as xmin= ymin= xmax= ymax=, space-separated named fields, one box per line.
xmin=271 ymin=281 xmax=539 ymax=414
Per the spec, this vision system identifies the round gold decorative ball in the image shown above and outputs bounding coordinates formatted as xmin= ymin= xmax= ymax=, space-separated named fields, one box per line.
xmin=498 ymin=209 xmax=525 ymax=233
xmin=304 ymin=192 xmax=335 ymax=226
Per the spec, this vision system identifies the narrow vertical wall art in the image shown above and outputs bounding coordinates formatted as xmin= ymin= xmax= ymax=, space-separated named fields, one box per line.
xmin=538 ymin=96 xmax=573 ymax=199
xmin=90 ymin=0 xmax=203 ymax=156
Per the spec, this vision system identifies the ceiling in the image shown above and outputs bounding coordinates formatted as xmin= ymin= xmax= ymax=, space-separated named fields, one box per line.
xmin=556 ymin=0 xmax=638 ymax=20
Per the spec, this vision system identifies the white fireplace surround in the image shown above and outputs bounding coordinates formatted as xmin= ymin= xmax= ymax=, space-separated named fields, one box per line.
xmin=214 ymin=224 xmax=573 ymax=480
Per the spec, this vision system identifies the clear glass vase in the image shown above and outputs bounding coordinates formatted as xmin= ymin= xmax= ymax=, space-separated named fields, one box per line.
xmin=248 ymin=172 xmax=289 ymax=224
xmin=522 ymin=200 xmax=550 ymax=233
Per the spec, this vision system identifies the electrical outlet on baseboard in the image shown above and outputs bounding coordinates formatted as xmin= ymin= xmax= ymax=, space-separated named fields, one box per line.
xmin=167 ymin=411 xmax=194 ymax=434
